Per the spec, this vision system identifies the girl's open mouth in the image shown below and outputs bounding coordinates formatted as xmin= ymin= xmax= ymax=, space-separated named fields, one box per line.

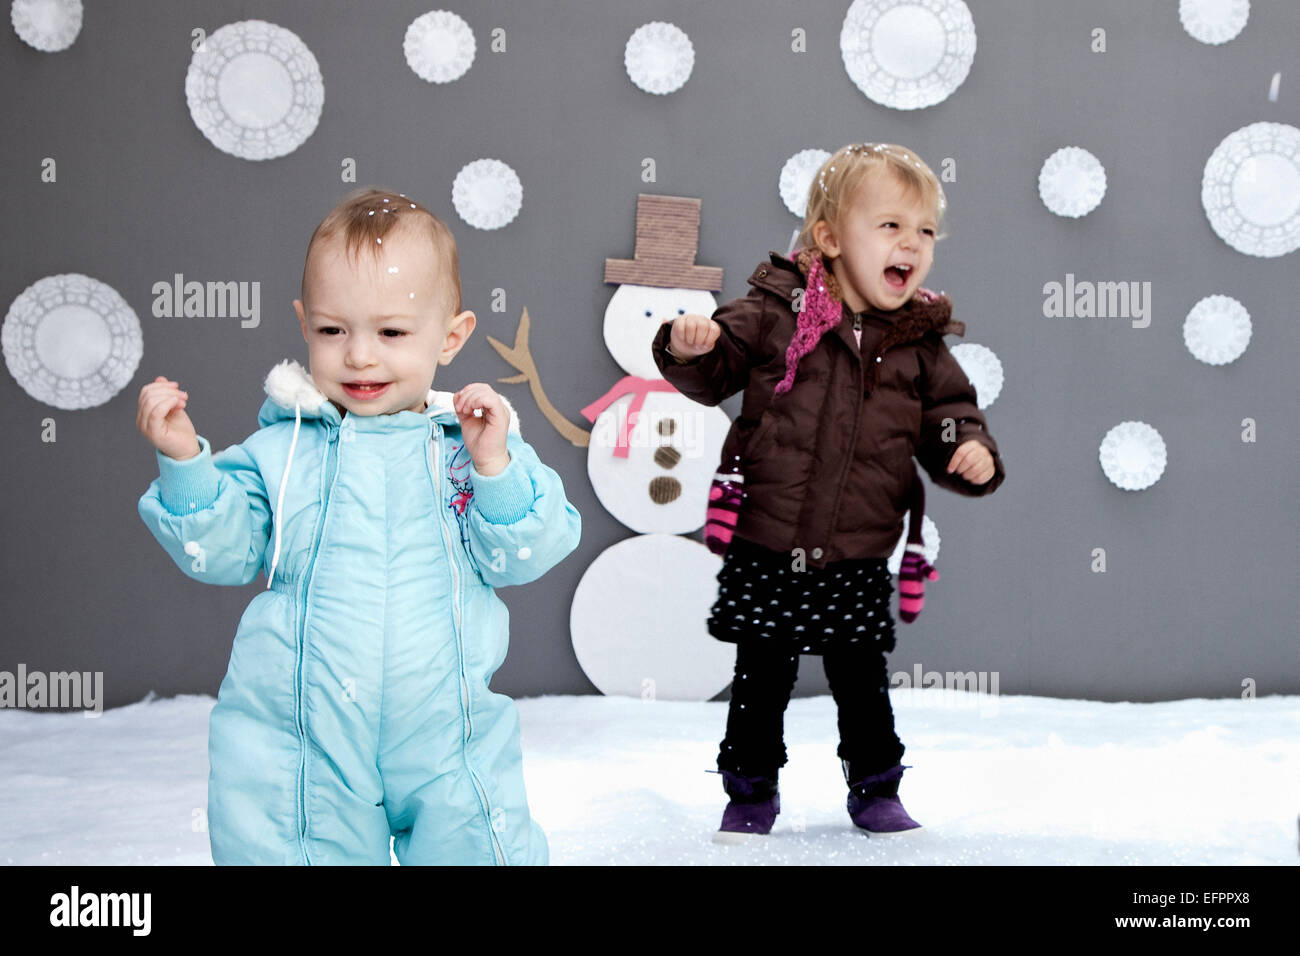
xmin=884 ymin=264 xmax=912 ymax=289
xmin=344 ymin=382 xmax=390 ymax=400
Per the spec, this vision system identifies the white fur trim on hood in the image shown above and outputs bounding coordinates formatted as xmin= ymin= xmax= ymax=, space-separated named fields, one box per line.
xmin=263 ymin=359 xmax=521 ymax=435
xmin=264 ymin=360 xmax=329 ymax=413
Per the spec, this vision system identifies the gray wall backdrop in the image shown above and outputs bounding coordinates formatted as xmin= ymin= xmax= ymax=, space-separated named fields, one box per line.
xmin=3 ymin=1 xmax=1297 ymax=708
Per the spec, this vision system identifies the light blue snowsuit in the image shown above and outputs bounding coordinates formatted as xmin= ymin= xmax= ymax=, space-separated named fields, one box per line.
xmin=138 ymin=360 xmax=581 ymax=865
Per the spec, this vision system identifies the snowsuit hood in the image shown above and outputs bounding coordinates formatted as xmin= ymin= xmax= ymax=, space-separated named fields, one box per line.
xmin=257 ymin=358 xmax=521 ymax=432
xmin=255 ymin=359 xmax=523 ymax=592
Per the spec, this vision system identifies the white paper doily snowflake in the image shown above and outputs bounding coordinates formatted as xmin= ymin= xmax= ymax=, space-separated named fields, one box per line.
xmin=779 ymin=149 xmax=831 ymax=217
xmin=888 ymin=513 xmax=940 ymax=576
xmin=1179 ymin=0 xmax=1249 ymax=45
xmin=11 ymin=0 xmax=81 ymax=51
xmin=1183 ymin=295 xmax=1251 ymax=365
xmin=1099 ymin=421 xmax=1167 ymax=491
xmin=185 ymin=20 xmax=324 ymax=161
xmin=624 ymin=21 xmax=694 ymax=95
xmin=949 ymin=342 xmax=1003 ymax=409
xmin=1202 ymin=122 xmax=1300 ymax=258
xmin=452 ymin=158 xmax=522 ymax=230
xmin=840 ymin=0 xmax=976 ymax=110
xmin=404 ymin=10 xmax=475 ymax=83
xmin=1039 ymin=147 xmax=1107 ymax=218
xmin=3 ymin=274 xmax=143 ymax=410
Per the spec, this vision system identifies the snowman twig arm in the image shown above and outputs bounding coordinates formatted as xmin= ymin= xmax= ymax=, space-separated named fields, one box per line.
xmin=487 ymin=307 xmax=591 ymax=448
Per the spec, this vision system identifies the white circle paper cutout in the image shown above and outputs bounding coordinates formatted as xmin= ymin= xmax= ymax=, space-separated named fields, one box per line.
xmin=1099 ymin=421 xmax=1167 ymax=491
xmin=11 ymin=0 xmax=81 ymax=51
xmin=570 ymin=535 xmax=735 ymax=701
xmin=1183 ymin=295 xmax=1251 ymax=365
xmin=840 ymin=0 xmax=976 ymax=110
xmin=1039 ymin=147 xmax=1107 ymax=218
xmin=887 ymin=513 xmax=940 ymax=577
xmin=949 ymin=342 xmax=1003 ymax=409
xmin=624 ymin=21 xmax=694 ymax=94
xmin=1202 ymin=122 xmax=1300 ymax=258
xmin=1180 ymin=0 xmax=1249 ymax=45
xmin=779 ymin=149 xmax=832 ymax=217
xmin=403 ymin=10 xmax=475 ymax=83
xmin=3 ymin=274 xmax=143 ymax=410
xmin=451 ymin=158 xmax=522 ymax=230
xmin=185 ymin=20 xmax=324 ymax=161
xmin=587 ymin=391 xmax=732 ymax=534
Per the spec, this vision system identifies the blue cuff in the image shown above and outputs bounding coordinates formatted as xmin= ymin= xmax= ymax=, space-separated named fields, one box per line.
xmin=156 ymin=435 xmax=221 ymax=515
xmin=470 ymin=452 xmax=534 ymax=525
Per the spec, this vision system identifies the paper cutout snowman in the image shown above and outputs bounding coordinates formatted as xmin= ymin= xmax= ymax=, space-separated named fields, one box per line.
xmin=569 ymin=195 xmax=737 ymax=700
xmin=580 ymin=196 xmax=732 ymax=533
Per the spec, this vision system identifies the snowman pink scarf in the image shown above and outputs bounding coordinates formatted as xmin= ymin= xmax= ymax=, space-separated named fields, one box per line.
xmin=580 ymin=376 xmax=680 ymax=458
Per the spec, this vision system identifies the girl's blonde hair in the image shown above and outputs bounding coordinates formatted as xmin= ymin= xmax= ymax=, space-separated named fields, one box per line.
xmin=795 ymin=143 xmax=948 ymax=251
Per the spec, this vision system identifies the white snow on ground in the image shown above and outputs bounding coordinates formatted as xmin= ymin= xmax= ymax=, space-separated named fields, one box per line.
xmin=1 ymin=691 xmax=1297 ymax=865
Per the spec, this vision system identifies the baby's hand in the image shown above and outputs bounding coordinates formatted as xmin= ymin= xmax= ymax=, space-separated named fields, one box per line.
xmin=454 ymin=383 xmax=510 ymax=476
xmin=137 ymin=376 xmax=201 ymax=461
xmin=668 ymin=314 xmax=720 ymax=358
xmin=947 ymin=439 xmax=995 ymax=484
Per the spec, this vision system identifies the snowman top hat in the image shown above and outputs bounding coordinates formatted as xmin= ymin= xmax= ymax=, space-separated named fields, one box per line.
xmin=604 ymin=194 xmax=723 ymax=291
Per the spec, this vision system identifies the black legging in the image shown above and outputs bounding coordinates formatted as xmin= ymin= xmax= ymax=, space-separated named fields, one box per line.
xmin=717 ymin=638 xmax=905 ymax=779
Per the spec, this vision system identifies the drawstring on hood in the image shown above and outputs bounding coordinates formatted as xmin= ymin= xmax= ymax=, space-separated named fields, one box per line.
xmin=262 ymin=361 xmax=328 ymax=590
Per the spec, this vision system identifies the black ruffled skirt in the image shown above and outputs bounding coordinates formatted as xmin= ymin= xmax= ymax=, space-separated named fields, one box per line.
xmin=707 ymin=536 xmax=897 ymax=655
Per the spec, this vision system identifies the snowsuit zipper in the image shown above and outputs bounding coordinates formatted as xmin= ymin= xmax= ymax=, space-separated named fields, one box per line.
xmin=428 ymin=425 xmax=507 ymax=865
xmin=294 ymin=420 xmax=343 ymax=864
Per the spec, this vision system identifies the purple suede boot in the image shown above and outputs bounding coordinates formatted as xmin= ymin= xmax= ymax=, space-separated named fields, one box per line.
xmin=712 ymin=769 xmax=780 ymax=843
xmin=844 ymin=762 xmax=922 ymax=834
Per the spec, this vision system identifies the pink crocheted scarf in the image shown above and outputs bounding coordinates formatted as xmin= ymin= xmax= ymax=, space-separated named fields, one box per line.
xmin=773 ymin=248 xmax=846 ymax=397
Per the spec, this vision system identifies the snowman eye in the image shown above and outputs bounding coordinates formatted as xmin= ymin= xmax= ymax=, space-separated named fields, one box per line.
xmin=644 ymin=310 xmax=653 ymax=318
xmin=677 ymin=308 xmax=685 ymax=315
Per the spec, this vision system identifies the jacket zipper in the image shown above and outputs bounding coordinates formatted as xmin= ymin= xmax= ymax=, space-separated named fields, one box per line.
xmin=294 ymin=422 xmax=342 ymax=864
xmin=823 ymin=312 xmax=866 ymax=557
xmin=428 ymin=427 xmax=507 ymax=865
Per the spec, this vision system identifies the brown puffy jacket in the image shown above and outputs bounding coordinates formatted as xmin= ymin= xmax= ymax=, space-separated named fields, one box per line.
xmin=650 ymin=251 xmax=1006 ymax=569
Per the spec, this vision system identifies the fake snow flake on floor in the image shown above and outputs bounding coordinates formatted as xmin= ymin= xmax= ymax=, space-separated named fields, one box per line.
xmin=1 ymin=691 xmax=1296 ymax=865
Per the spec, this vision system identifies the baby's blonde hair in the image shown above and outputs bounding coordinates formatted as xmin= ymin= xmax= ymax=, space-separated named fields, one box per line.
xmin=301 ymin=186 xmax=462 ymax=317
xmin=796 ymin=143 xmax=948 ymax=252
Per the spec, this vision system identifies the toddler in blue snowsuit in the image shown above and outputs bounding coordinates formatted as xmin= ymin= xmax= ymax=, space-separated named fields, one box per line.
xmin=137 ymin=187 xmax=581 ymax=865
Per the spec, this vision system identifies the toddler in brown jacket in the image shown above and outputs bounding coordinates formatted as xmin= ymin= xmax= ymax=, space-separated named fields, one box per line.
xmin=651 ymin=143 xmax=1005 ymax=842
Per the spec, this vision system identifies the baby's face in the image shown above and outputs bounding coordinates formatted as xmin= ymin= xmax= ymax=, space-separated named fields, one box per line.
xmin=823 ymin=171 xmax=938 ymax=313
xmin=294 ymin=228 xmax=473 ymax=417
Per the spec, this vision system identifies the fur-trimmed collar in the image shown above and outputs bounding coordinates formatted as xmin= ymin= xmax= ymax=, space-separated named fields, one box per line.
xmin=752 ymin=251 xmax=965 ymax=393
xmin=756 ymin=250 xmax=963 ymax=337
xmin=262 ymin=359 xmax=521 ymax=435
xmin=264 ymin=359 xmax=330 ymax=412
